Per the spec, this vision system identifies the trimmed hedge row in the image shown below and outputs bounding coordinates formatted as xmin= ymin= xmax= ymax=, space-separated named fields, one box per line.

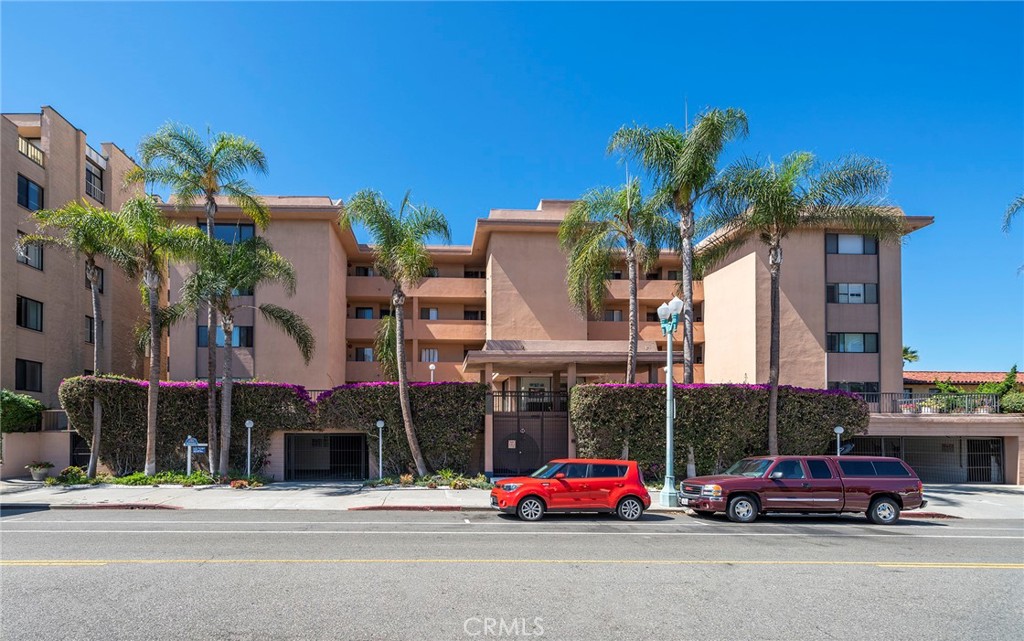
xmin=58 ymin=377 xmax=485 ymax=477
xmin=316 ymin=382 xmax=486 ymax=476
xmin=1 ymin=389 xmax=45 ymax=433
xmin=570 ymin=384 xmax=869 ymax=479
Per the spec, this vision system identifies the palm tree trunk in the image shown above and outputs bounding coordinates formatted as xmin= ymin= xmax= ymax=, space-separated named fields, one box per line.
xmin=679 ymin=211 xmax=695 ymax=385
xmin=205 ymin=198 xmax=219 ymax=474
xmin=625 ymin=242 xmax=638 ymax=384
xmin=144 ymin=272 xmax=161 ymax=476
xmin=87 ymin=260 xmax=102 ymax=479
xmin=393 ymin=287 xmax=429 ymax=476
xmin=767 ymin=242 xmax=782 ymax=456
xmin=218 ymin=313 xmax=234 ymax=476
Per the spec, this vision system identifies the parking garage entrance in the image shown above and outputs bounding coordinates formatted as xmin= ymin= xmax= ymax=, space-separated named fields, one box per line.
xmin=284 ymin=433 xmax=368 ymax=481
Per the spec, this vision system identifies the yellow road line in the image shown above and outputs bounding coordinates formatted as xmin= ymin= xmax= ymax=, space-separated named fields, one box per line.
xmin=2 ymin=559 xmax=1021 ymax=569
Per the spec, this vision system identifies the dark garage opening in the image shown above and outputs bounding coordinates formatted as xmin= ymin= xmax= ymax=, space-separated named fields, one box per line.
xmin=850 ymin=436 xmax=1004 ymax=484
xmin=285 ymin=433 xmax=368 ymax=481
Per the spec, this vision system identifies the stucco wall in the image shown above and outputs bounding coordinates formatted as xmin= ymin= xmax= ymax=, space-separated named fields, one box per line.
xmin=703 ymin=251 xmax=758 ymax=384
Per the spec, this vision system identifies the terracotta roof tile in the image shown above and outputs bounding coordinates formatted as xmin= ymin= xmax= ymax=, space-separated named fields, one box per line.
xmin=903 ymin=371 xmax=1024 ymax=385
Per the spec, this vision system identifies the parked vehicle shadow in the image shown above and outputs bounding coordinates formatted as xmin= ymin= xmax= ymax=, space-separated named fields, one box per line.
xmin=687 ymin=512 xmax=948 ymax=526
xmin=495 ymin=512 xmax=676 ymax=523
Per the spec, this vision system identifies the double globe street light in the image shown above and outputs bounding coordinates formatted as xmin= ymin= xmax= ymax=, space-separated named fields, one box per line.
xmin=656 ymin=295 xmax=685 ymax=508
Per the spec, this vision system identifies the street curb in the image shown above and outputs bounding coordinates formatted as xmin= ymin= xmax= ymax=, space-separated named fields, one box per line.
xmin=1 ymin=503 xmax=182 ymax=511
xmin=900 ymin=511 xmax=961 ymax=519
xmin=348 ymin=505 xmax=493 ymax=512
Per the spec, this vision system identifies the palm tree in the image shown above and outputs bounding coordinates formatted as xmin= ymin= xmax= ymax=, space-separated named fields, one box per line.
xmin=112 ymin=196 xmax=206 ymax=474
xmin=16 ymin=201 xmax=121 ymax=478
xmin=375 ymin=312 xmax=400 ymax=381
xmin=559 ymin=178 xmax=674 ymax=383
xmin=1002 ymin=193 xmax=1023 ymax=232
xmin=903 ymin=346 xmax=919 ymax=365
xmin=340 ymin=190 xmax=451 ymax=476
xmin=709 ymin=153 xmax=907 ymax=454
xmin=609 ymin=108 xmax=748 ymax=384
xmin=179 ymin=236 xmax=315 ymax=475
xmin=127 ymin=123 xmax=269 ymax=473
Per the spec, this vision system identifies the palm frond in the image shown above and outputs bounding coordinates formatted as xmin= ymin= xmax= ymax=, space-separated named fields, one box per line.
xmin=1002 ymin=193 xmax=1024 ymax=232
xmin=374 ymin=313 xmax=399 ymax=381
xmin=257 ymin=303 xmax=315 ymax=364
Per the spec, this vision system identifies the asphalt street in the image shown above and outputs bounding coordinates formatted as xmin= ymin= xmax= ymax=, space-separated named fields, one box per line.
xmin=1 ymin=509 xmax=1022 ymax=641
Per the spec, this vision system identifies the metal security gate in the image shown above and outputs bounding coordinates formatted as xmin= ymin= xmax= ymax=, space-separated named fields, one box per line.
xmin=70 ymin=432 xmax=91 ymax=468
xmin=285 ymin=433 xmax=368 ymax=481
xmin=491 ymin=392 xmax=568 ymax=477
xmin=850 ymin=436 xmax=1004 ymax=484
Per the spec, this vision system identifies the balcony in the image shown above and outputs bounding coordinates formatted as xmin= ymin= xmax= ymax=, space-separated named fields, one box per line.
xmin=868 ymin=393 xmax=1002 ymax=415
xmin=415 ymin=319 xmax=485 ymax=341
xmin=18 ymin=137 xmax=44 ymax=166
xmin=346 ymin=317 xmax=411 ymax=341
xmin=86 ymin=180 xmax=105 ymax=204
xmin=603 ymin=279 xmax=703 ymax=302
xmin=588 ymin=321 xmax=704 ymax=343
xmin=344 ymin=360 xmax=473 ymax=383
xmin=347 ymin=276 xmax=485 ymax=301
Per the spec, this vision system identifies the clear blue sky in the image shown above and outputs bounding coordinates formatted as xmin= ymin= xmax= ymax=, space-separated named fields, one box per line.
xmin=3 ymin=1 xmax=1022 ymax=372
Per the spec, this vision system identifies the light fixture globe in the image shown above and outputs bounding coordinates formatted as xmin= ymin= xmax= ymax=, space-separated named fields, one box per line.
xmin=833 ymin=426 xmax=845 ymax=435
xmin=244 ymin=419 xmax=254 ymax=429
xmin=657 ymin=303 xmax=671 ymax=321
xmin=667 ymin=296 xmax=684 ymax=316
xmin=376 ymin=420 xmax=385 ymax=429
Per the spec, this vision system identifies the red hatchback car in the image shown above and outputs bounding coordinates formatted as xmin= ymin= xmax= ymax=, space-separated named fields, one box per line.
xmin=490 ymin=458 xmax=651 ymax=521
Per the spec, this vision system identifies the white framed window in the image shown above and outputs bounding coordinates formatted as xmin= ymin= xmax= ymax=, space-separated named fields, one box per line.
xmin=421 ymin=348 xmax=438 ymax=363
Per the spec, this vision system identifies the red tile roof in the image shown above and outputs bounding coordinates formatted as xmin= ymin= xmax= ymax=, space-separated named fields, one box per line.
xmin=903 ymin=371 xmax=1024 ymax=385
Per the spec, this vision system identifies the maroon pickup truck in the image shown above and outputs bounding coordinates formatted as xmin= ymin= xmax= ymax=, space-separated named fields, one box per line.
xmin=679 ymin=456 xmax=927 ymax=524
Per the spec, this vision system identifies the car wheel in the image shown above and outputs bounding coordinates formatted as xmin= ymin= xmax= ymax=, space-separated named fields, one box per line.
xmin=517 ymin=496 xmax=545 ymax=522
xmin=727 ymin=495 xmax=759 ymax=523
xmin=867 ymin=497 xmax=900 ymax=525
xmin=617 ymin=496 xmax=644 ymax=521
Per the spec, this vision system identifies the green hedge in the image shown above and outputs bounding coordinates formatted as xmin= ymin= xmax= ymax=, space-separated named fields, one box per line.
xmin=1001 ymin=392 xmax=1024 ymax=414
xmin=316 ymin=382 xmax=486 ymax=476
xmin=58 ymin=377 xmax=316 ymax=475
xmin=1 ymin=389 xmax=45 ymax=433
xmin=570 ymin=384 xmax=870 ymax=479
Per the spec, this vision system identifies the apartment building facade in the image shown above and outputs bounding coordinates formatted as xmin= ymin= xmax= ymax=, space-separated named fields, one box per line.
xmin=1 ymin=106 xmax=144 ymax=409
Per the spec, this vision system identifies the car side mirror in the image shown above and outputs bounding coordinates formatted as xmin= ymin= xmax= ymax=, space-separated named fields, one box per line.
xmin=769 ymin=471 xmax=784 ymax=479
xmin=554 ymin=473 xmax=566 ymax=480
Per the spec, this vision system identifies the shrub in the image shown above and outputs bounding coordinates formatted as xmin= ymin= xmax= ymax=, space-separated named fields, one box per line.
xmin=1 ymin=389 xmax=44 ymax=432
xmin=230 ymin=479 xmax=249 ymax=489
xmin=570 ymin=384 xmax=869 ymax=480
xmin=316 ymin=382 xmax=486 ymax=475
xmin=25 ymin=461 xmax=54 ymax=471
xmin=450 ymin=478 xmax=468 ymax=490
xmin=1001 ymin=392 xmax=1024 ymax=413
xmin=57 ymin=466 xmax=88 ymax=484
xmin=399 ymin=473 xmax=414 ymax=486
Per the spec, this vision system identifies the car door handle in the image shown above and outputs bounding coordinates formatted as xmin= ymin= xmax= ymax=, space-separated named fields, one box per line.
xmin=615 ymin=483 xmax=625 ymax=488
xmin=541 ymin=483 xmax=550 ymax=487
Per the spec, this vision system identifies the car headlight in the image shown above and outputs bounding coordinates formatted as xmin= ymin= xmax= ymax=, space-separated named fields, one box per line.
xmin=500 ymin=483 xmax=520 ymax=492
xmin=701 ymin=484 xmax=722 ymax=497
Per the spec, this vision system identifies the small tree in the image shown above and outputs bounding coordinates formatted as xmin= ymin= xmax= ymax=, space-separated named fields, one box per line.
xmin=16 ymin=201 xmax=121 ymax=477
xmin=179 ymin=236 xmax=315 ymax=475
xmin=340 ymin=190 xmax=451 ymax=476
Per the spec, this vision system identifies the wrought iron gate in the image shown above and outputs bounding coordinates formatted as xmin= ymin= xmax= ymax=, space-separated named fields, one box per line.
xmin=285 ymin=433 xmax=368 ymax=481
xmin=491 ymin=392 xmax=569 ymax=476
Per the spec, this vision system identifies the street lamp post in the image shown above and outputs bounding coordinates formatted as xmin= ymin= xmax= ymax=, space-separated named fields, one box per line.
xmin=376 ymin=419 xmax=385 ymax=480
xmin=834 ymin=425 xmax=845 ymax=456
xmin=244 ymin=419 xmax=254 ymax=478
xmin=657 ymin=295 xmax=684 ymax=508
xmin=429 ymin=363 xmax=436 ymax=383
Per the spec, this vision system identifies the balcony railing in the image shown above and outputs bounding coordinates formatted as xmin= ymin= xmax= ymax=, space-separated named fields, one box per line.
xmin=86 ymin=180 xmax=105 ymax=204
xmin=864 ymin=392 xmax=1001 ymax=414
xmin=18 ymin=137 xmax=44 ymax=166
xmin=489 ymin=391 xmax=568 ymax=414
xmin=41 ymin=410 xmax=69 ymax=431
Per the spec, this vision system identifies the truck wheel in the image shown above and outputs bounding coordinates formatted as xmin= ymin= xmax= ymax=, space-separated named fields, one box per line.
xmin=727 ymin=495 xmax=759 ymax=523
xmin=867 ymin=497 xmax=900 ymax=525
xmin=517 ymin=496 xmax=546 ymax=521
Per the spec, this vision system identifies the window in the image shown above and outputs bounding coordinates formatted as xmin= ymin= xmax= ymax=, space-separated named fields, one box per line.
xmin=464 ymin=270 xmax=485 ymax=279
xmin=85 ymin=162 xmax=105 ymax=203
xmin=827 ymin=333 xmax=878 ymax=353
xmin=646 ymin=312 xmax=659 ymax=322
xmin=84 ymin=369 xmax=94 ymax=376
xmin=695 ymin=345 xmax=704 ymax=365
xmin=873 ymin=461 xmax=911 ymax=477
xmin=827 ymin=283 xmax=878 ymax=304
xmin=16 ymin=296 xmax=43 ymax=331
xmin=807 ymin=460 xmax=833 ymax=479
xmin=16 ymin=231 xmax=43 ymax=270
xmin=354 ymin=266 xmax=375 ymax=277
xmin=421 ymin=348 xmax=438 ymax=363
xmin=354 ymin=347 xmax=373 ymax=362
xmin=85 ymin=316 xmax=95 ymax=343
xmin=603 ymin=310 xmax=623 ymax=322
xmin=589 ymin=464 xmax=627 ymax=478
xmin=609 ymin=271 xmax=623 ymax=280
xmin=644 ymin=272 xmax=660 ymax=280
xmin=379 ymin=308 xmax=392 ymax=318
xmin=562 ymin=463 xmax=589 ymax=478
xmin=197 ymin=222 xmax=254 ymax=244
xmin=667 ymin=270 xmax=681 ymax=281
xmin=420 ymin=308 xmax=439 ymax=320
xmin=197 ymin=326 xmax=252 ymax=347
xmin=237 ymin=326 xmax=254 ymax=348
xmin=426 ymin=267 xmax=439 ymax=277
xmin=829 ymin=382 xmax=880 ymax=396
xmin=826 ymin=233 xmax=878 ymax=255
xmin=355 ymin=307 xmax=374 ymax=320
xmin=232 ymin=286 xmax=254 ymax=297
xmin=85 ymin=266 xmax=105 ymax=293
xmin=17 ymin=175 xmax=43 ymax=210
xmin=15 ymin=359 xmax=42 ymax=392
xmin=837 ymin=460 xmax=877 ymax=477
xmin=770 ymin=460 xmax=805 ymax=479
xmin=464 ymin=310 xmax=486 ymax=321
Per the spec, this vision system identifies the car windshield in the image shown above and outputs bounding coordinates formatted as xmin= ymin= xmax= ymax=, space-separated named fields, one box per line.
xmin=724 ymin=459 xmax=773 ymax=478
xmin=530 ymin=463 xmax=564 ymax=479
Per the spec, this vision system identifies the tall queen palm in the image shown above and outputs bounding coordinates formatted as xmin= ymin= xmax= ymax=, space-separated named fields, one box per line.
xmin=340 ymin=190 xmax=451 ymax=477
xmin=179 ymin=236 xmax=315 ymax=475
xmin=559 ymin=178 xmax=674 ymax=383
xmin=609 ymin=108 xmax=748 ymax=384
xmin=709 ymin=153 xmax=906 ymax=454
xmin=17 ymin=201 xmax=121 ymax=478
xmin=127 ymin=123 xmax=269 ymax=474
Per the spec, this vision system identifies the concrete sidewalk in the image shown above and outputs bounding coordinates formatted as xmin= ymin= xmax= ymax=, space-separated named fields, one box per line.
xmin=2 ymin=480 xmax=1020 ymax=518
